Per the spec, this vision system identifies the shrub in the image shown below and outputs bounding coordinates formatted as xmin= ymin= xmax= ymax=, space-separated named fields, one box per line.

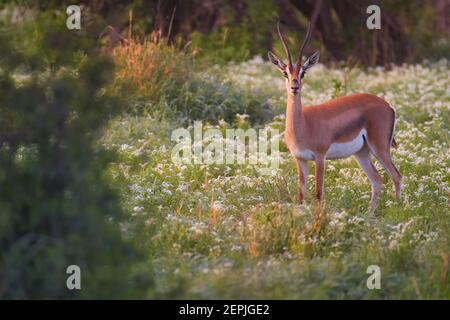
xmin=112 ymin=39 xmax=273 ymax=125
xmin=112 ymin=39 xmax=191 ymax=101
xmin=0 ymin=14 xmax=144 ymax=298
xmin=189 ymin=0 xmax=277 ymax=64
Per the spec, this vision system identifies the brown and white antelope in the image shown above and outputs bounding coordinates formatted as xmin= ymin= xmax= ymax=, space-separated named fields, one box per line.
xmin=268 ymin=22 xmax=402 ymax=212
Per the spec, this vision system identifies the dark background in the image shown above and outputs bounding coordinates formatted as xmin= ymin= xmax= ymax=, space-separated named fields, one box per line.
xmin=21 ymin=0 xmax=450 ymax=65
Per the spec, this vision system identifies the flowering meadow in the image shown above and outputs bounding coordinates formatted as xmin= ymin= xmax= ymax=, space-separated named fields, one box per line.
xmin=102 ymin=57 xmax=449 ymax=299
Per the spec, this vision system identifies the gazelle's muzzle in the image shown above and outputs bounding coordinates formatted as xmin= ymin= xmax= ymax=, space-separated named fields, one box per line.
xmin=291 ymin=79 xmax=300 ymax=94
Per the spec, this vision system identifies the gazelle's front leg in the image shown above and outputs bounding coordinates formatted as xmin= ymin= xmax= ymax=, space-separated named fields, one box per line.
xmin=295 ymin=158 xmax=308 ymax=204
xmin=314 ymin=156 xmax=326 ymax=202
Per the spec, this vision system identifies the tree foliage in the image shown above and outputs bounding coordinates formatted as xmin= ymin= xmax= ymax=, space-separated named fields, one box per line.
xmin=0 ymin=13 xmax=144 ymax=298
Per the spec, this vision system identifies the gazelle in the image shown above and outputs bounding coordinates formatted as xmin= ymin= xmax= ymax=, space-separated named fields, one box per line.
xmin=268 ymin=22 xmax=402 ymax=212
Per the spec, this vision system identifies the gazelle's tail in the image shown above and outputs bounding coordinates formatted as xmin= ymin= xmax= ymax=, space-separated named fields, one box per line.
xmin=392 ymin=137 xmax=398 ymax=148
xmin=389 ymin=105 xmax=397 ymax=149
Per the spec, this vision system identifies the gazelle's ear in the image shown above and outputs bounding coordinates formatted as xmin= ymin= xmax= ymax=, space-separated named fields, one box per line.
xmin=268 ymin=51 xmax=287 ymax=71
xmin=300 ymin=50 xmax=320 ymax=78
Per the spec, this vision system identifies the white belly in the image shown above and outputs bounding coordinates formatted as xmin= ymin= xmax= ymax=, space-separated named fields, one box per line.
xmin=293 ymin=149 xmax=315 ymax=160
xmin=292 ymin=129 xmax=366 ymax=161
xmin=326 ymin=129 xmax=366 ymax=159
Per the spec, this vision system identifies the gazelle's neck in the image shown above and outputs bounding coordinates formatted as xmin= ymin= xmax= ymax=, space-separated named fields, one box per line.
xmin=285 ymin=93 xmax=303 ymax=139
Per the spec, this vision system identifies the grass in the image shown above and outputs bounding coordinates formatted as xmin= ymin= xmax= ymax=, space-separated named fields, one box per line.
xmin=102 ymin=46 xmax=449 ymax=299
xmin=111 ymin=41 xmax=273 ymax=125
xmin=112 ymin=39 xmax=191 ymax=100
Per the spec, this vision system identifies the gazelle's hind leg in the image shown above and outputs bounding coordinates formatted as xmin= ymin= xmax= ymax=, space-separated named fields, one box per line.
xmin=367 ymin=141 xmax=403 ymax=200
xmin=354 ymin=145 xmax=383 ymax=212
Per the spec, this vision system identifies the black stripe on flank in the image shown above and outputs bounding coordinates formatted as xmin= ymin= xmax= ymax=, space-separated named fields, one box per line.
xmin=332 ymin=116 xmax=365 ymax=141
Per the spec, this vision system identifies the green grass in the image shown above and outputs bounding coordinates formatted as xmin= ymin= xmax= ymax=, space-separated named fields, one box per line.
xmin=101 ymin=57 xmax=450 ymax=299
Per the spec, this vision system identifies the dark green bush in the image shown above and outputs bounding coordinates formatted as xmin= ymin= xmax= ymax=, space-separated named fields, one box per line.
xmin=190 ymin=0 xmax=276 ymax=63
xmin=163 ymin=75 xmax=274 ymax=125
xmin=0 ymin=14 xmax=145 ymax=298
xmin=112 ymin=40 xmax=273 ymax=126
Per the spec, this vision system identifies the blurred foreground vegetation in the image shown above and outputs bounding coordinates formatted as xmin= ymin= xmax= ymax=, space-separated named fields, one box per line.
xmin=0 ymin=14 xmax=149 ymax=299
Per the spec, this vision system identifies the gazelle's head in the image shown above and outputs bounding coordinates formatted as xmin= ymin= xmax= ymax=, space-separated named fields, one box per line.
xmin=268 ymin=22 xmax=320 ymax=96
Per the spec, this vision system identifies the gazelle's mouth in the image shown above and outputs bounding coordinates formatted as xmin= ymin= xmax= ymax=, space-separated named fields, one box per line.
xmin=291 ymin=88 xmax=299 ymax=94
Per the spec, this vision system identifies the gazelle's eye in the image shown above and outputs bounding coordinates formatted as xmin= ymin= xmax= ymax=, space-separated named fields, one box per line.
xmin=283 ymin=71 xmax=288 ymax=78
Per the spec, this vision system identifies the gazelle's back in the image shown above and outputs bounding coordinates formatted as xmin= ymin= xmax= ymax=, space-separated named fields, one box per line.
xmin=305 ymin=93 xmax=391 ymax=114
